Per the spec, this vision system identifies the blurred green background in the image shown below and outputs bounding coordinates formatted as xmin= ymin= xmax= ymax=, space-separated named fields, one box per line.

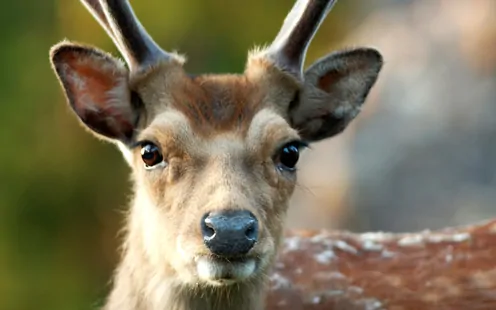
xmin=1 ymin=0 xmax=495 ymax=309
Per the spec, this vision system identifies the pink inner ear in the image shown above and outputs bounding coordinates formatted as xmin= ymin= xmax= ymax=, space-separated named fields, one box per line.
xmin=317 ymin=59 xmax=372 ymax=93
xmin=61 ymin=53 xmax=121 ymax=112
xmin=317 ymin=69 xmax=343 ymax=92
xmin=58 ymin=51 xmax=135 ymax=140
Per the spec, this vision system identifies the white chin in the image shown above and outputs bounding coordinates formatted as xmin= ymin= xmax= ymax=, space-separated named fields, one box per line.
xmin=196 ymin=257 xmax=257 ymax=285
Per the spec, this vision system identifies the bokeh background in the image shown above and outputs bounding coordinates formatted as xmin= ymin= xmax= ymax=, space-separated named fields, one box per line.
xmin=0 ymin=0 xmax=494 ymax=309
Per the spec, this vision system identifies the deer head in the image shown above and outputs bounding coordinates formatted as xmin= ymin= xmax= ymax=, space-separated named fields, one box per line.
xmin=49 ymin=0 xmax=382 ymax=292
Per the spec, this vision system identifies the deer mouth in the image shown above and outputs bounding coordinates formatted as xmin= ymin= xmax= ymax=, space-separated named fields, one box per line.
xmin=195 ymin=255 xmax=258 ymax=285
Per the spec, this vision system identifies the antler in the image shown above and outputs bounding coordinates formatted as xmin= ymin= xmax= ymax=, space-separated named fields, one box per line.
xmin=265 ymin=0 xmax=338 ymax=78
xmin=266 ymin=219 xmax=496 ymax=309
xmin=80 ymin=0 xmax=114 ymax=41
xmin=80 ymin=0 xmax=172 ymax=71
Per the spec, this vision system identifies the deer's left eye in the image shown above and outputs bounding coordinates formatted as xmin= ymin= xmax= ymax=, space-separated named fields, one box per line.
xmin=275 ymin=141 xmax=307 ymax=172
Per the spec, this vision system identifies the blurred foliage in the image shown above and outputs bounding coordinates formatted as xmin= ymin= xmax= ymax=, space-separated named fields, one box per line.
xmin=0 ymin=1 xmax=359 ymax=309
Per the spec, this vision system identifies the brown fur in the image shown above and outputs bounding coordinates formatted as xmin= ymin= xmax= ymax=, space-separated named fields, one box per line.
xmin=49 ymin=2 xmax=383 ymax=310
xmin=50 ymin=45 xmax=382 ymax=310
xmin=126 ymin=57 xmax=300 ymax=139
xmin=102 ymin=106 xmax=298 ymax=310
xmin=171 ymin=75 xmax=263 ymax=134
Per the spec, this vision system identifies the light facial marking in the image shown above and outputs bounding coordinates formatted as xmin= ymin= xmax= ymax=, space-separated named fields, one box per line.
xmin=196 ymin=257 xmax=257 ymax=285
xmin=246 ymin=109 xmax=301 ymax=154
xmin=244 ymin=109 xmax=305 ymax=179
xmin=137 ymin=110 xmax=197 ymax=153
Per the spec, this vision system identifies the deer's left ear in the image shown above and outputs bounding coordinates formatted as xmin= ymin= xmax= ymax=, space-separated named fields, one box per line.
xmin=289 ymin=48 xmax=383 ymax=142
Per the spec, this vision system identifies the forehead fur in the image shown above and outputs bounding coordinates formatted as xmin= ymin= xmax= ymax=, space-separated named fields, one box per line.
xmin=172 ymin=74 xmax=264 ymax=135
xmin=133 ymin=58 xmax=300 ymax=138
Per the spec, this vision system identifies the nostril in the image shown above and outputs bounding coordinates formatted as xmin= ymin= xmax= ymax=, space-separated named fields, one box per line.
xmin=245 ymin=219 xmax=258 ymax=241
xmin=204 ymin=224 xmax=215 ymax=239
xmin=201 ymin=215 xmax=216 ymax=240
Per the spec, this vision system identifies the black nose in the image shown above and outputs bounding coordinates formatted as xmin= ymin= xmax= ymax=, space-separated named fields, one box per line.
xmin=201 ymin=210 xmax=258 ymax=257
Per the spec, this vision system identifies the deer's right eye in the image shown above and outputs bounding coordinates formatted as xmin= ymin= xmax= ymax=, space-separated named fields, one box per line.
xmin=140 ymin=143 xmax=164 ymax=169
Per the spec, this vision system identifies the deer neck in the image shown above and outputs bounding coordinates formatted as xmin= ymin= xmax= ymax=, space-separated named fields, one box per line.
xmin=105 ymin=266 xmax=267 ymax=310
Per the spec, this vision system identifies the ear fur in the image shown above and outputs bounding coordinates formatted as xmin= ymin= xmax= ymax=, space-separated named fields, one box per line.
xmin=289 ymin=48 xmax=383 ymax=142
xmin=50 ymin=42 xmax=140 ymax=143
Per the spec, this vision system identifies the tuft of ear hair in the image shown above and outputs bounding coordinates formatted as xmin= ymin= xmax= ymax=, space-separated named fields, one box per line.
xmin=50 ymin=42 xmax=140 ymax=143
xmin=289 ymin=48 xmax=383 ymax=142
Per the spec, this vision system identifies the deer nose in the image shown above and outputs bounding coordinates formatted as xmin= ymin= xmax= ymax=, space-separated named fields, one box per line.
xmin=201 ymin=210 xmax=258 ymax=257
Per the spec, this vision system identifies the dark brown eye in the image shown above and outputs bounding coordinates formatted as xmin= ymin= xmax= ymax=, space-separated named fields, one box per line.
xmin=276 ymin=141 xmax=307 ymax=171
xmin=140 ymin=143 xmax=164 ymax=168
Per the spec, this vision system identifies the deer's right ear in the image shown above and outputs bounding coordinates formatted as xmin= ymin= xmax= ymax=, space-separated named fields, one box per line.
xmin=50 ymin=43 xmax=139 ymax=143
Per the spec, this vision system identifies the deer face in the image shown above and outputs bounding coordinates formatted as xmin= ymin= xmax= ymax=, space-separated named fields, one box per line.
xmin=123 ymin=61 xmax=305 ymax=285
xmin=49 ymin=0 xmax=382 ymax=287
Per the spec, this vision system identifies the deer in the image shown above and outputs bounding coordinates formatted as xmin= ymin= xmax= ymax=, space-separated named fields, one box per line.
xmin=265 ymin=218 xmax=496 ymax=309
xmin=49 ymin=1 xmax=496 ymax=309
xmin=53 ymin=0 xmax=496 ymax=309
